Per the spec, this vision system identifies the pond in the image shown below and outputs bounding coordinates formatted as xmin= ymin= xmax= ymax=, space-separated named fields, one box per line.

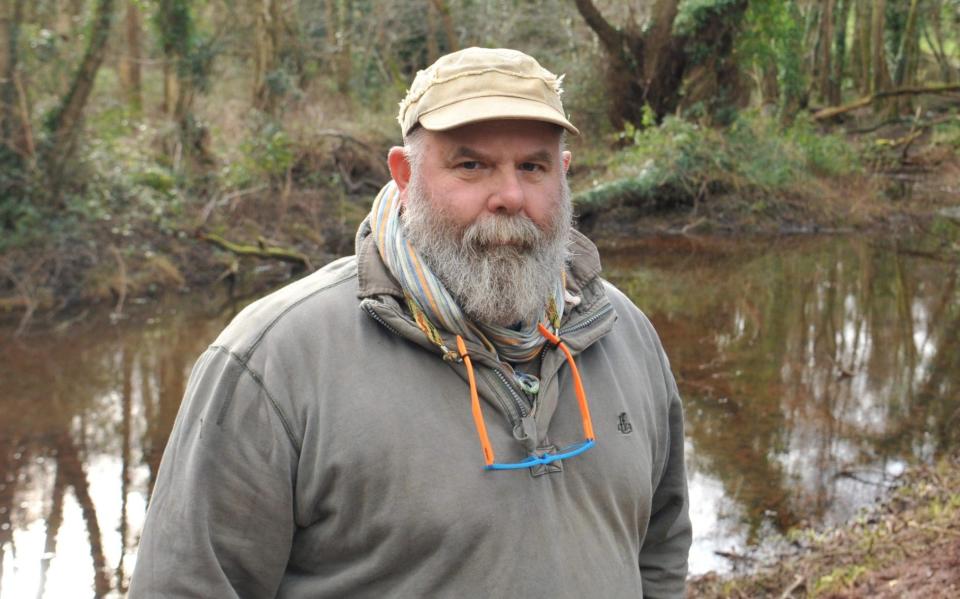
xmin=1 ymin=233 xmax=958 ymax=596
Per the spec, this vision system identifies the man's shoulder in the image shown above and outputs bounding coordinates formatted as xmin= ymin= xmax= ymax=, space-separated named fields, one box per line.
xmin=211 ymin=254 xmax=360 ymax=358
xmin=601 ymin=279 xmax=654 ymax=330
xmin=598 ymin=278 xmax=670 ymax=359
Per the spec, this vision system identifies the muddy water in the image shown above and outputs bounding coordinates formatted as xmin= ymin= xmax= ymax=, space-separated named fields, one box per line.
xmin=1 ymin=234 xmax=958 ymax=596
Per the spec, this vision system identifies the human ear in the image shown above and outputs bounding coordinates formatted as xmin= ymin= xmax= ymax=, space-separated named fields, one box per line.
xmin=387 ymin=147 xmax=412 ymax=198
xmin=561 ymin=150 xmax=572 ymax=174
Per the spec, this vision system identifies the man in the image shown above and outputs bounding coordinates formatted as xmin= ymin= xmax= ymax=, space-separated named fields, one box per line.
xmin=130 ymin=47 xmax=691 ymax=598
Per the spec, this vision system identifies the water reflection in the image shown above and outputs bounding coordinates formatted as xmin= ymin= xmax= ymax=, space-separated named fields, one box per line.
xmin=0 ymin=300 xmax=232 ymax=598
xmin=1 ymin=234 xmax=958 ymax=595
xmin=605 ymin=234 xmax=960 ymax=572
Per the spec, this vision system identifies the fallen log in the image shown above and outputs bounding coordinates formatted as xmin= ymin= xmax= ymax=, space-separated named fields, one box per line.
xmin=813 ymin=84 xmax=960 ymax=121
xmin=198 ymin=232 xmax=313 ymax=271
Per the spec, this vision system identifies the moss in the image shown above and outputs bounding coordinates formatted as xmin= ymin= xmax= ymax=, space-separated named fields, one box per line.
xmin=811 ymin=564 xmax=869 ymax=596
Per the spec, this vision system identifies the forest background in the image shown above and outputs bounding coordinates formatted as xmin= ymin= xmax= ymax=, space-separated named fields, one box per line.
xmin=0 ymin=0 xmax=959 ymax=326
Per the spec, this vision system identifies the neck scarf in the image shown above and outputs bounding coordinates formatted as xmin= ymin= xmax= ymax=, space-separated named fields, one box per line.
xmin=369 ymin=181 xmax=564 ymax=363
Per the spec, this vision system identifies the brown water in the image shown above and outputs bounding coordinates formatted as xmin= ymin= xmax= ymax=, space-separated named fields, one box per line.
xmin=1 ymin=234 xmax=958 ymax=596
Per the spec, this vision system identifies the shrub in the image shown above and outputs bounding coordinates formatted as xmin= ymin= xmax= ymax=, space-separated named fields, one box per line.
xmin=577 ymin=110 xmax=862 ymax=213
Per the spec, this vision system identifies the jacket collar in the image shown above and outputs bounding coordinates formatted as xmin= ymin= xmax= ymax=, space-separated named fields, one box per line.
xmin=354 ymin=214 xmax=616 ymax=361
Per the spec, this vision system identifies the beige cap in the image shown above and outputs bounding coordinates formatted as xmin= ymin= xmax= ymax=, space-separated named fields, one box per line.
xmin=397 ymin=47 xmax=579 ymax=137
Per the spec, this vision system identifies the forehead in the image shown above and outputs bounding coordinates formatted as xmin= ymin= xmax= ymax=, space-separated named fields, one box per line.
xmin=423 ymin=120 xmax=563 ymax=156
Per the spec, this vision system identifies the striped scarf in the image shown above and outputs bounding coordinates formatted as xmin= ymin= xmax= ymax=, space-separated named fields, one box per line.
xmin=369 ymin=181 xmax=564 ymax=363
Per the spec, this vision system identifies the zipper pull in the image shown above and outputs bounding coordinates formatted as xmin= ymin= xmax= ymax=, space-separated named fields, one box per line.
xmin=515 ymin=372 xmax=540 ymax=396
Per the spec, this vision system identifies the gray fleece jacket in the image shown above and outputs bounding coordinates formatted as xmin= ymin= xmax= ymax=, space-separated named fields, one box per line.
xmin=129 ymin=222 xmax=691 ymax=598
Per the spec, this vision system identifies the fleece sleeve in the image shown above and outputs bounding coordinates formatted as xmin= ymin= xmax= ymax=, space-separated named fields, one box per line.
xmin=638 ymin=369 xmax=693 ymax=597
xmin=128 ymin=346 xmax=299 ymax=599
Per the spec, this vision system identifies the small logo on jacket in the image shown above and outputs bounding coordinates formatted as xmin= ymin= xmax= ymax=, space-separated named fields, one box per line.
xmin=617 ymin=412 xmax=633 ymax=434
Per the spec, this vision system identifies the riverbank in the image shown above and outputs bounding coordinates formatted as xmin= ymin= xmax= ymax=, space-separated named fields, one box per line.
xmin=2 ymin=113 xmax=959 ymax=334
xmin=689 ymin=453 xmax=960 ymax=598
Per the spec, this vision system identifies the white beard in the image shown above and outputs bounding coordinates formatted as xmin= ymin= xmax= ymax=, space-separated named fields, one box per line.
xmin=401 ymin=176 xmax=573 ymax=327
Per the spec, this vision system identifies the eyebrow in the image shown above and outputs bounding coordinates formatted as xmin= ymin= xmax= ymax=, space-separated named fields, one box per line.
xmin=446 ymin=146 xmax=555 ymax=165
xmin=448 ymin=146 xmax=491 ymax=163
xmin=521 ymin=149 xmax=555 ymax=165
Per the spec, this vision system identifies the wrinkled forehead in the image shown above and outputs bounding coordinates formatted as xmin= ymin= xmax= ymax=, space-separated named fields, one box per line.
xmin=410 ymin=119 xmax=566 ymax=157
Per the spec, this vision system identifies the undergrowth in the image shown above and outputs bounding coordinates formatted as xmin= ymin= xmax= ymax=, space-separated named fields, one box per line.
xmin=575 ymin=110 xmax=863 ymax=215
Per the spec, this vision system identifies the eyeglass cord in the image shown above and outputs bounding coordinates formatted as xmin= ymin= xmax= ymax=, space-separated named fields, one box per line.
xmin=457 ymin=325 xmax=596 ymax=469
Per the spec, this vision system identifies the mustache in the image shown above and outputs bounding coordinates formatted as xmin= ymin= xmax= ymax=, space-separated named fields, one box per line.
xmin=461 ymin=213 xmax=543 ymax=250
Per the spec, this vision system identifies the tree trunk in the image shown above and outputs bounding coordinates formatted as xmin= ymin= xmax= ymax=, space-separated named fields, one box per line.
xmin=426 ymin=0 xmax=439 ymax=64
xmin=44 ymin=0 xmax=115 ymax=200
xmin=157 ymin=0 xmax=190 ymax=117
xmin=324 ymin=0 xmax=352 ymax=94
xmin=642 ymin=0 xmax=686 ymax=119
xmin=0 ymin=0 xmax=27 ymax=157
xmin=574 ymin=0 xmax=747 ymax=127
xmin=923 ymin=1 xmax=952 ymax=83
xmin=429 ymin=0 xmax=457 ymax=53
xmin=162 ymin=61 xmax=178 ymax=116
xmin=894 ymin=0 xmax=921 ymax=87
xmin=776 ymin=1 xmax=806 ymax=124
xmin=253 ymin=0 xmax=282 ymax=112
xmin=870 ymin=0 xmax=896 ymax=113
xmin=830 ymin=0 xmax=851 ymax=106
xmin=871 ymin=0 xmax=891 ymax=95
xmin=335 ymin=0 xmax=351 ymax=94
xmin=817 ymin=0 xmax=835 ymax=105
xmin=118 ymin=0 xmax=142 ymax=113
xmin=760 ymin=62 xmax=779 ymax=106
xmin=853 ymin=0 xmax=872 ymax=95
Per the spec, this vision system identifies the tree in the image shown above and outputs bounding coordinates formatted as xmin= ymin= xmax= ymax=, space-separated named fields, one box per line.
xmin=1 ymin=0 xmax=29 ymax=161
xmin=154 ymin=0 xmax=214 ymax=173
xmin=0 ymin=0 xmax=30 ymax=230
xmin=118 ymin=0 xmax=143 ymax=113
xmin=737 ymin=1 xmax=806 ymax=123
xmin=43 ymin=0 xmax=116 ymax=201
xmin=573 ymin=0 xmax=750 ymax=128
xmin=253 ymin=0 xmax=283 ymax=112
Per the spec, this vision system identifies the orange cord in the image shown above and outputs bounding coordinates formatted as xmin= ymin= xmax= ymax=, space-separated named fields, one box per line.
xmin=457 ymin=336 xmax=495 ymax=466
xmin=537 ymin=324 xmax=595 ymax=441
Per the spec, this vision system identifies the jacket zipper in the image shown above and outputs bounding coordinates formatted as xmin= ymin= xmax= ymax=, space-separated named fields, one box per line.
xmin=500 ymin=302 xmax=616 ymax=421
xmin=559 ymin=302 xmax=614 ymax=336
xmin=362 ymin=303 xmax=403 ymax=338
xmin=364 ymin=300 xmax=613 ymax=425
xmin=364 ymin=301 xmax=525 ymax=422
xmin=536 ymin=302 xmax=615 ymax=364
xmin=490 ymin=367 xmax=528 ymax=420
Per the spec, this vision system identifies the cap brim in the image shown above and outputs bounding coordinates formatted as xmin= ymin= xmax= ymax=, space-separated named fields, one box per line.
xmin=418 ymin=96 xmax=580 ymax=136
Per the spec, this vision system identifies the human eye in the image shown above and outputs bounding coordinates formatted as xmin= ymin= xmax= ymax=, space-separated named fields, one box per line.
xmin=519 ymin=162 xmax=545 ymax=173
xmin=459 ymin=161 xmax=481 ymax=170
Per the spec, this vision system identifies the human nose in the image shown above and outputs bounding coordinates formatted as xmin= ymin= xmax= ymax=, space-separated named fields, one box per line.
xmin=487 ymin=167 xmax=524 ymax=215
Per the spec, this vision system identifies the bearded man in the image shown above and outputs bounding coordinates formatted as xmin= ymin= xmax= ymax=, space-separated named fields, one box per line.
xmin=130 ymin=48 xmax=691 ymax=598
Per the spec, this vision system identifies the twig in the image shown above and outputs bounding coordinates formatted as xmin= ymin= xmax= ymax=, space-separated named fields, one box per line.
xmin=900 ymin=106 xmax=924 ymax=161
xmin=315 ymin=129 xmax=376 ymax=152
xmin=714 ymin=549 xmax=755 ymax=562
xmin=0 ymin=259 xmax=36 ymax=337
xmin=197 ymin=185 xmax=269 ymax=226
xmin=845 ymin=117 xmax=910 ymax=135
xmin=909 ymin=522 xmax=960 ymax=538
xmin=14 ymin=69 xmax=35 ymax=160
xmin=223 ymin=184 xmax=268 ymax=204
xmin=778 ymin=575 xmax=805 ymax=599
xmin=108 ymin=245 xmax=127 ymax=320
